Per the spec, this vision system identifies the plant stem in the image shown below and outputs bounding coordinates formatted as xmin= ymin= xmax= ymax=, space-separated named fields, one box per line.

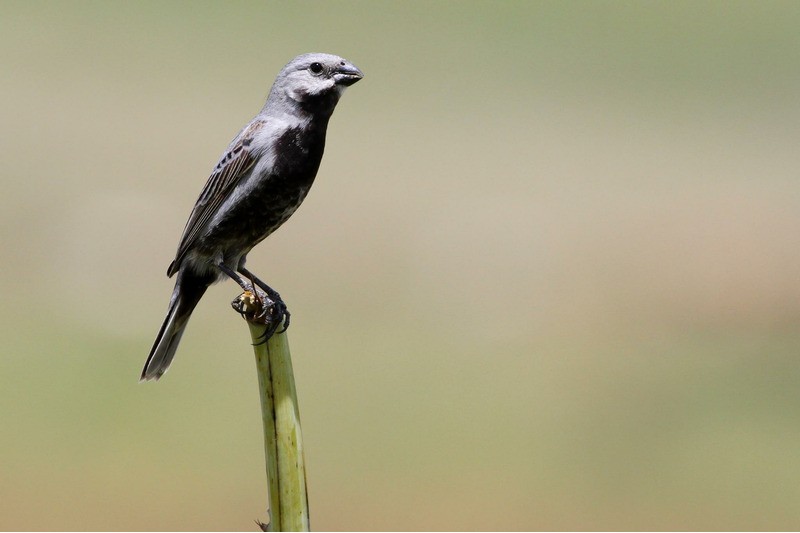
xmin=236 ymin=292 xmax=309 ymax=532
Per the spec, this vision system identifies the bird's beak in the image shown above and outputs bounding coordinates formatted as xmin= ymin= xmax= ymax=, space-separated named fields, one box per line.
xmin=333 ymin=63 xmax=364 ymax=86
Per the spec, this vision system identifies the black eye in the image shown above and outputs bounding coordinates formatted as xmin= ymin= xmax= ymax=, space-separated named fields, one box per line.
xmin=309 ymin=62 xmax=323 ymax=74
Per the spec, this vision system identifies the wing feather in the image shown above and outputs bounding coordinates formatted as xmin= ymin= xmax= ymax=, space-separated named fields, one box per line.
xmin=167 ymin=119 xmax=266 ymax=276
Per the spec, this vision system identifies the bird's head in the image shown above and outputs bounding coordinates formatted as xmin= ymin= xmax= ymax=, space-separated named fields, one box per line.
xmin=271 ymin=53 xmax=363 ymax=112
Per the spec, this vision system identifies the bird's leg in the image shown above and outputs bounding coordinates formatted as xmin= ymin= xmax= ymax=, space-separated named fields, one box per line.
xmin=238 ymin=267 xmax=291 ymax=333
xmin=218 ymin=262 xmax=251 ymax=291
xmin=238 ymin=267 xmax=282 ymax=303
xmin=219 ymin=263 xmax=264 ymax=320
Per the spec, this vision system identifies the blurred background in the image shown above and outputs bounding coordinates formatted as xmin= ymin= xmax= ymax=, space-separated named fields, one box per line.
xmin=2 ymin=0 xmax=800 ymax=530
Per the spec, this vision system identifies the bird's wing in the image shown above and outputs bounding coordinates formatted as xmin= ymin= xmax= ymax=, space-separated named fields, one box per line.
xmin=167 ymin=119 xmax=266 ymax=276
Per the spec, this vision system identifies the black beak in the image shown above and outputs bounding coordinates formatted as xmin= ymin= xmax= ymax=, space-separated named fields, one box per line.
xmin=333 ymin=62 xmax=364 ymax=86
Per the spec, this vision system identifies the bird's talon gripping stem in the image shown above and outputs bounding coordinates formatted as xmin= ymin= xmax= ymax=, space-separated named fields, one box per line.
xmin=236 ymin=266 xmax=291 ymax=335
xmin=230 ymin=285 xmax=287 ymax=343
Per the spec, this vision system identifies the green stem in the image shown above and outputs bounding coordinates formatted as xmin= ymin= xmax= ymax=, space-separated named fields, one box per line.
xmin=247 ymin=320 xmax=310 ymax=532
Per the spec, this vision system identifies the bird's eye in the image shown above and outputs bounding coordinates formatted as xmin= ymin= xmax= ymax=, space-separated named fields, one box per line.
xmin=309 ymin=62 xmax=323 ymax=74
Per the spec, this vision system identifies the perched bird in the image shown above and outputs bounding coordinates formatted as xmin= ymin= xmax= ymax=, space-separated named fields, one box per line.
xmin=141 ymin=53 xmax=363 ymax=381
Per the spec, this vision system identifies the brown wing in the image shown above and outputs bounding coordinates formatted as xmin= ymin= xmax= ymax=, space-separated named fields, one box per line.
xmin=167 ymin=119 xmax=266 ymax=276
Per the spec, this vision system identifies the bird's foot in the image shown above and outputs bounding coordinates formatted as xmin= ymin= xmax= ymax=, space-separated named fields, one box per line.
xmin=255 ymin=285 xmax=289 ymax=333
xmin=231 ymin=288 xmax=290 ymax=343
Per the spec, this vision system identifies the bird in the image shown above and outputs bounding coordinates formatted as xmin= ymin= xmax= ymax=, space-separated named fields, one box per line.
xmin=140 ymin=53 xmax=363 ymax=381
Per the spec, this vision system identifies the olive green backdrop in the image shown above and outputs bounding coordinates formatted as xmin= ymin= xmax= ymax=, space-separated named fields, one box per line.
xmin=2 ymin=1 xmax=800 ymax=530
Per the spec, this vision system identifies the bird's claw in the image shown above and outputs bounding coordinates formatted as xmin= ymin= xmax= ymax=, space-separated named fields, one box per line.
xmin=278 ymin=307 xmax=290 ymax=333
xmin=272 ymin=299 xmax=290 ymax=333
xmin=252 ymin=298 xmax=289 ymax=344
xmin=231 ymin=288 xmax=290 ymax=343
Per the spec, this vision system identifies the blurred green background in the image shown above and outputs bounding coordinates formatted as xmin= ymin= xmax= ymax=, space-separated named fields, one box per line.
xmin=2 ymin=0 xmax=800 ymax=530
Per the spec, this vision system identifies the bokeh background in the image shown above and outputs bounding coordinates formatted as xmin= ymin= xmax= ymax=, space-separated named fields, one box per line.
xmin=2 ymin=0 xmax=800 ymax=530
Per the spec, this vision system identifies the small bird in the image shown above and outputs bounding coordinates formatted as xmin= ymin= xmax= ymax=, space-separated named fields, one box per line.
xmin=141 ymin=53 xmax=363 ymax=381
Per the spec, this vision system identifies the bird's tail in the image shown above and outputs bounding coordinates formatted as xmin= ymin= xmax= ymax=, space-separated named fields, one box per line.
xmin=140 ymin=270 xmax=212 ymax=381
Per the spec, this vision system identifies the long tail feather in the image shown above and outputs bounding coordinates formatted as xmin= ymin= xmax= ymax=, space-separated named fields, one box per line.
xmin=140 ymin=270 xmax=211 ymax=381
